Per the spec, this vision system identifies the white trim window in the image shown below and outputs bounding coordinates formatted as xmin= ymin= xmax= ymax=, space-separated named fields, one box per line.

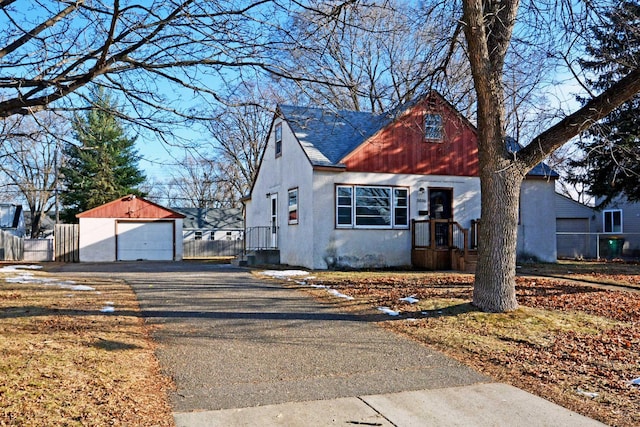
xmin=336 ymin=185 xmax=409 ymax=229
xmin=603 ymin=209 xmax=622 ymax=233
xmin=288 ymin=188 xmax=298 ymax=225
xmin=424 ymin=113 xmax=443 ymax=142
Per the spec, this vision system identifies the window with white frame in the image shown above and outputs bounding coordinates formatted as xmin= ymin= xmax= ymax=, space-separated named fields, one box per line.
xmin=603 ymin=209 xmax=622 ymax=233
xmin=194 ymin=231 xmax=203 ymax=240
xmin=288 ymin=188 xmax=298 ymax=224
xmin=275 ymin=123 xmax=282 ymax=157
xmin=336 ymin=185 xmax=409 ymax=229
xmin=424 ymin=113 xmax=443 ymax=141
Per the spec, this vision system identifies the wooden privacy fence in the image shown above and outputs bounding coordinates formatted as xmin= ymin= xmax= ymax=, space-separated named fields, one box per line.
xmin=0 ymin=230 xmax=23 ymax=261
xmin=54 ymin=224 xmax=79 ymax=262
xmin=24 ymin=239 xmax=54 ymax=262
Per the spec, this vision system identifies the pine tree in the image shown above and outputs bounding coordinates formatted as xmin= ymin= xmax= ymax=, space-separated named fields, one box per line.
xmin=568 ymin=1 xmax=640 ymax=208
xmin=60 ymin=88 xmax=146 ymax=222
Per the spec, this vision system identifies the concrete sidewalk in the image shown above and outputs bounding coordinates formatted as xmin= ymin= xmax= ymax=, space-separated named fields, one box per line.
xmin=48 ymin=262 xmax=606 ymax=426
xmin=174 ymin=383 xmax=604 ymax=426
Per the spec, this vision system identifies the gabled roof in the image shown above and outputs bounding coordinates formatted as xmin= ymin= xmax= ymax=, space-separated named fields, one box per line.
xmin=170 ymin=207 xmax=243 ymax=229
xmin=76 ymin=195 xmax=185 ymax=219
xmin=278 ymin=105 xmax=390 ymax=167
xmin=278 ymin=93 xmax=557 ymax=177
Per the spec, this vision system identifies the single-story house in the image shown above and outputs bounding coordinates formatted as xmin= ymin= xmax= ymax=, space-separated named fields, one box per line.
xmin=244 ymin=91 xmax=557 ymax=270
xmin=76 ymin=195 xmax=185 ymax=262
xmin=555 ymin=193 xmax=640 ymax=259
xmin=170 ymin=207 xmax=243 ymax=241
xmin=0 ymin=203 xmax=25 ymax=237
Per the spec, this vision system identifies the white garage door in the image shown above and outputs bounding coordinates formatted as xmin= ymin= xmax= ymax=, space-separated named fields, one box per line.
xmin=116 ymin=221 xmax=174 ymax=261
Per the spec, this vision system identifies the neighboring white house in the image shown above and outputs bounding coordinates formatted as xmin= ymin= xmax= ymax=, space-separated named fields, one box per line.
xmin=244 ymin=92 xmax=558 ymax=270
xmin=76 ymin=195 xmax=185 ymax=262
xmin=171 ymin=207 xmax=243 ymax=241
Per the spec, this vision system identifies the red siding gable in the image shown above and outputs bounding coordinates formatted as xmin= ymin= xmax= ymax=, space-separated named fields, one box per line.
xmin=342 ymin=95 xmax=479 ymax=176
xmin=76 ymin=195 xmax=185 ymax=219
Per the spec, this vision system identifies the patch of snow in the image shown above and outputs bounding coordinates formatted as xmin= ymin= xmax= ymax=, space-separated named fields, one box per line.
xmin=399 ymin=295 xmax=419 ymax=304
xmin=377 ymin=307 xmax=400 ymax=316
xmin=70 ymin=284 xmax=95 ymax=291
xmin=327 ymin=289 xmax=354 ymax=300
xmin=2 ymin=265 xmax=94 ymax=291
xmin=0 ymin=264 xmax=43 ymax=272
xmin=310 ymin=284 xmax=328 ymax=289
xmin=630 ymin=378 xmax=640 ymax=386
xmin=100 ymin=306 xmax=115 ymax=313
xmin=576 ymin=388 xmax=599 ymax=399
xmin=260 ymin=270 xmax=311 ymax=279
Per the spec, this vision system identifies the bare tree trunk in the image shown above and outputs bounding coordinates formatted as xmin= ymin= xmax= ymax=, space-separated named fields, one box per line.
xmin=474 ymin=165 xmax=522 ymax=312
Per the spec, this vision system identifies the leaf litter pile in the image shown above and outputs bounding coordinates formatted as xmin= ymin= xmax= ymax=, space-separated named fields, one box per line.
xmin=292 ymin=266 xmax=640 ymax=427
xmin=0 ymin=266 xmax=174 ymax=426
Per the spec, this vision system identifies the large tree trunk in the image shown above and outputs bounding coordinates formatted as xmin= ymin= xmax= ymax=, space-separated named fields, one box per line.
xmin=473 ymin=165 xmax=523 ymax=312
xmin=462 ymin=0 xmax=522 ymax=312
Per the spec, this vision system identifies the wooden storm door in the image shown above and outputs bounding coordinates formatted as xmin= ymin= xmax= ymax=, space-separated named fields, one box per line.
xmin=429 ymin=188 xmax=453 ymax=248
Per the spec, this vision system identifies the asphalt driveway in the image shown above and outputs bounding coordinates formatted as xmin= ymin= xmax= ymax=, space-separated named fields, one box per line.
xmin=48 ymin=261 xmax=488 ymax=412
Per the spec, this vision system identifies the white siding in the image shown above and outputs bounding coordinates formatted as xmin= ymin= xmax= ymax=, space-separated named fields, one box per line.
xmin=79 ymin=218 xmax=117 ymax=262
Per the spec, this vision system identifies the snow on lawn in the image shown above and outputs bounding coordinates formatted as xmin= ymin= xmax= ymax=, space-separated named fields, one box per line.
xmin=377 ymin=307 xmax=401 ymax=316
xmin=0 ymin=264 xmax=118 ymax=312
xmin=327 ymin=288 xmax=354 ymax=300
xmin=260 ymin=270 xmax=312 ymax=279
xmin=259 ymin=269 xmax=355 ymax=301
xmin=399 ymin=295 xmax=419 ymax=304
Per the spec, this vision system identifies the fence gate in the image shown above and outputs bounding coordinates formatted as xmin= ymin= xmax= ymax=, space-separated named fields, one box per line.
xmin=24 ymin=239 xmax=54 ymax=262
xmin=54 ymin=224 xmax=80 ymax=262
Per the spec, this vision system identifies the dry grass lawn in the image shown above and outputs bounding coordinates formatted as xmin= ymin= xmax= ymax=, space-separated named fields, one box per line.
xmin=271 ymin=261 xmax=640 ymax=427
xmin=0 ymin=265 xmax=174 ymax=426
xmin=2 ymin=260 xmax=638 ymax=426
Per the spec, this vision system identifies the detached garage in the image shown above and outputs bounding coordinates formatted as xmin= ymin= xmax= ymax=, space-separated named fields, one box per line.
xmin=76 ymin=195 xmax=185 ymax=262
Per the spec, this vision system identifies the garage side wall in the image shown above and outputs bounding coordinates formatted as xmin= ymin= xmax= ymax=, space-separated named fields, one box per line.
xmin=79 ymin=218 xmax=117 ymax=262
xmin=174 ymin=218 xmax=184 ymax=261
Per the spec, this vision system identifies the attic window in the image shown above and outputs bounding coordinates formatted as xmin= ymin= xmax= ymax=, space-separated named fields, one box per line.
xmin=275 ymin=123 xmax=282 ymax=157
xmin=424 ymin=113 xmax=443 ymax=142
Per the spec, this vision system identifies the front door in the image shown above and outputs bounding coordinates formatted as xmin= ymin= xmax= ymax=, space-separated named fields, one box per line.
xmin=429 ymin=188 xmax=453 ymax=247
xmin=270 ymin=193 xmax=278 ymax=248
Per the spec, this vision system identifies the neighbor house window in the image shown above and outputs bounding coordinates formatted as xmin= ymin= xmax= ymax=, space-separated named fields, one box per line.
xmin=275 ymin=123 xmax=282 ymax=157
xmin=288 ymin=188 xmax=298 ymax=225
xmin=194 ymin=231 xmax=202 ymax=240
xmin=603 ymin=209 xmax=622 ymax=233
xmin=336 ymin=185 xmax=408 ymax=229
xmin=424 ymin=113 xmax=443 ymax=141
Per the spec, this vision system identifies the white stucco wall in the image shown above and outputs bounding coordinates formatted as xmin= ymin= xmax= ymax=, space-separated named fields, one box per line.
xmin=518 ymin=179 xmax=557 ymax=262
xmin=310 ymin=171 xmax=482 ymax=270
xmin=79 ymin=218 xmax=117 ymax=262
xmin=245 ymin=116 xmax=316 ymax=268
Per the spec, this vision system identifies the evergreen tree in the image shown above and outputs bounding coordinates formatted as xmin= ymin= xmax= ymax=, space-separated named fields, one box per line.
xmin=60 ymin=88 xmax=146 ymax=222
xmin=568 ymin=1 xmax=640 ymax=208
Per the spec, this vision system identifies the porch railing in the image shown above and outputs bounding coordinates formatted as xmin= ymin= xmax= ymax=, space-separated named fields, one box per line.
xmin=244 ymin=226 xmax=279 ymax=253
xmin=412 ymin=219 xmax=470 ymax=256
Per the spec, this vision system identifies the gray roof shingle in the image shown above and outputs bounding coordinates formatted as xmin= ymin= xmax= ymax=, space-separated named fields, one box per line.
xmin=278 ymin=105 xmax=390 ymax=166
